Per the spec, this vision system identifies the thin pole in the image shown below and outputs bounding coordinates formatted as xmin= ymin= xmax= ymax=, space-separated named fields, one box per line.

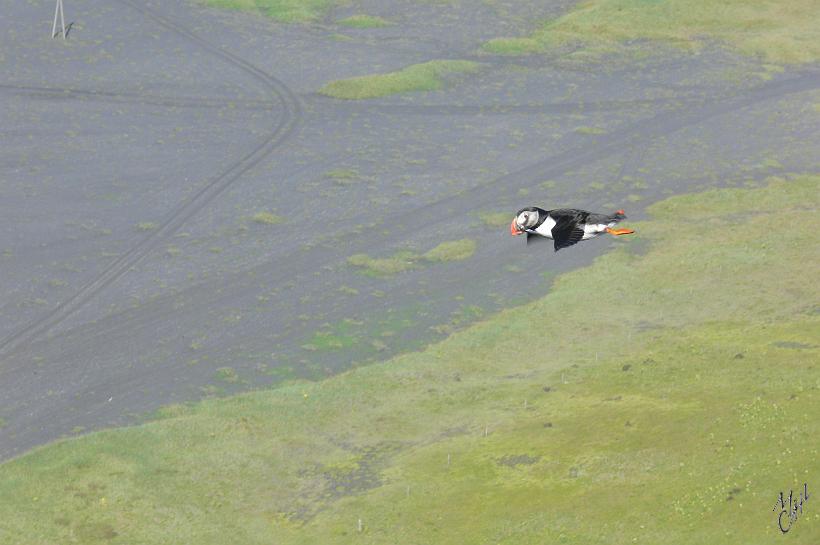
xmin=52 ymin=0 xmax=66 ymax=39
xmin=51 ymin=0 xmax=59 ymax=38
xmin=60 ymin=0 xmax=66 ymax=40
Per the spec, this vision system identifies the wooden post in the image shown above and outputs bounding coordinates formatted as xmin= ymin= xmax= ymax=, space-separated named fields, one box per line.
xmin=52 ymin=0 xmax=66 ymax=39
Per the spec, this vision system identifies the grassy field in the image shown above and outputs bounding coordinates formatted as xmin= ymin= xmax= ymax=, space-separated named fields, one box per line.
xmin=204 ymin=0 xmax=331 ymax=23
xmin=348 ymin=239 xmax=477 ymax=276
xmin=204 ymin=1 xmax=819 ymax=65
xmin=337 ymin=15 xmax=391 ymax=28
xmin=318 ymin=60 xmax=481 ymax=100
xmin=483 ymin=0 xmax=820 ymax=64
xmin=1 ymin=175 xmax=818 ymax=544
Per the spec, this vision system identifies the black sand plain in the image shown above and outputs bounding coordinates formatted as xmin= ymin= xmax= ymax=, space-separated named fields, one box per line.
xmin=1 ymin=0 xmax=818 ymax=459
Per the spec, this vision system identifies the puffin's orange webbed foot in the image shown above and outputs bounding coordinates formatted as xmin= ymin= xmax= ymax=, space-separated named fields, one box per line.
xmin=606 ymin=228 xmax=635 ymax=236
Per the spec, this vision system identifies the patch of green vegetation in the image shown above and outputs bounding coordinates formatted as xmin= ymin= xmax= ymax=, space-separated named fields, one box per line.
xmin=575 ymin=126 xmax=607 ymax=135
xmin=252 ymin=211 xmax=284 ymax=225
xmin=348 ymin=251 xmax=419 ymax=276
xmin=318 ymin=60 xmax=481 ymax=100
xmin=155 ymin=404 xmax=190 ymax=420
xmin=348 ymin=239 xmax=477 ymax=276
xmin=301 ymin=308 xmax=421 ymax=357
xmin=481 ymin=37 xmax=543 ymax=55
xmin=215 ymin=367 xmax=239 ymax=383
xmin=1 ymin=176 xmax=818 ymax=544
xmin=421 ymin=239 xmax=476 ymax=262
xmin=165 ymin=245 xmax=181 ymax=257
xmin=478 ymin=211 xmax=510 ymax=228
xmin=308 ymin=320 xmax=360 ymax=350
xmin=324 ymin=168 xmax=361 ymax=186
xmin=324 ymin=168 xmax=357 ymax=180
xmin=0 ymin=418 xmax=5 ymax=429
xmin=330 ymin=33 xmax=354 ymax=42
xmin=482 ymin=0 xmax=820 ymax=64
xmin=337 ymin=14 xmax=390 ymax=28
xmin=204 ymin=0 xmax=330 ymax=23
xmin=137 ymin=222 xmax=158 ymax=231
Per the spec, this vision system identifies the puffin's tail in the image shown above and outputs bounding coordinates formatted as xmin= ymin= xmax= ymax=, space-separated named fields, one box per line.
xmin=588 ymin=209 xmax=627 ymax=224
xmin=604 ymin=210 xmax=634 ymax=236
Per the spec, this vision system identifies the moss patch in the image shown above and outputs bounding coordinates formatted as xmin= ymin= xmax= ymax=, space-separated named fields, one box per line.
xmin=575 ymin=126 xmax=607 ymax=135
xmin=318 ymin=60 xmax=481 ymax=100
xmin=478 ymin=211 xmax=511 ymax=228
xmin=481 ymin=37 xmax=543 ymax=55
xmin=421 ymin=239 xmax=476 ymax=262
xmin=482 ymin=0 xmax=820 ymax=64
xmin=251 ymin=211 xmax=284 ymax=225
xmin=348 ymin=239 xmax=477 ymax=276
xmin=337 ymin=14 xmax=391 ymax=28
xmin=347 ymin=251 xmax=420 ymax=276
xmin=204 ymin=0 xmax=330 ymax=23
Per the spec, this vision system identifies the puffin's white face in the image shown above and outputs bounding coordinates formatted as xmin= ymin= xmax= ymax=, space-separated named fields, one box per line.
xmin=510 ymin=209 xmax=539 ymax=236
xmin=516 ymin=210 xmax=538 ymax=230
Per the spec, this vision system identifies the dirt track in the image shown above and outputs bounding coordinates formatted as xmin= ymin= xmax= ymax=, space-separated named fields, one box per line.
xmin=1 ymin=0 xmax=818 ymax=459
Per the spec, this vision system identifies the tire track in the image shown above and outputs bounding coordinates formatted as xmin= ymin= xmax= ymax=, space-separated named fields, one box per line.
xmin=21 ymin=70 xmax=820 ymax=354
xmin=1 ymin=82 xmax=705 ymax=117
xmin=306 ymin=94 xmax=714 ymax=116
xmin=0 ymin=83 xmax=278 ymax=111
xmin=0 ymin=0 xmax=303 ymax=357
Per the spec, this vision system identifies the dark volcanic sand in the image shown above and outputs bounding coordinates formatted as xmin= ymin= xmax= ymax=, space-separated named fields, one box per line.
xmin=1 ymin=0 xmax=818 ymax=459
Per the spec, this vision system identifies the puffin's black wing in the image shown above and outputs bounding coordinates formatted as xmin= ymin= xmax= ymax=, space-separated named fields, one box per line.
xmin=549 ymin=209 xmax=588 ymax=252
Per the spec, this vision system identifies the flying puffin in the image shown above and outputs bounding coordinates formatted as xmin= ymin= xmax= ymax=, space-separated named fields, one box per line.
xmin=510 ymin=207 xmax=634 ymax=252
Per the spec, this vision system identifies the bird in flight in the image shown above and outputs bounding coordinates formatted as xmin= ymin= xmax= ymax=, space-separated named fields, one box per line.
xmin=510 ymin=207 xmax=634 ymax=252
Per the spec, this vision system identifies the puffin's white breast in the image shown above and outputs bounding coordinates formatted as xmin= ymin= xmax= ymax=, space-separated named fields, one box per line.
xmin=534 ymin=216 xmax=556 ymax=238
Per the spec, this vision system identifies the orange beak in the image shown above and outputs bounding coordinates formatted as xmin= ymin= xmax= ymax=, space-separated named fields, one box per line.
xmin=510 ymin=219 xmax=523 ymax=236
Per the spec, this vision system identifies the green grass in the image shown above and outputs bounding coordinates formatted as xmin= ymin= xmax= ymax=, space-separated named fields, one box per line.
xmin=251 ymin=211 xmax=284 ymax=225
xmin=482 ymin=37 xmax=544 ymax=56
xmin=1 ymin=175 xmax=819 ymax=543
xmin=324 ymin=168 xmax=361 ymax=186
xmin=348 ymin=250 xmax=420 ymax=276
xmin=337 ymin=14 xmax=391 ymax=28
xmin=215 ymin=367 xmax=240 ymax=383
xmin=575 ymin=126 xmax=607 ymax=135
xmin=478 ymin=211 xmax=512 ymax=228
xmin=348 ymin=239 xmax=477 ymax=276
xmin=136 ymin=222 xmax=158 ymax=232
xmin=318 ymin=60 xmax=481 ymax=100
xmin=421 ymin=239 xmax=476 ymax=262
xmin=482 ymin=0 xmax=820 ymax=64
xmin=204 ymin=0 xmax=331 ymax=23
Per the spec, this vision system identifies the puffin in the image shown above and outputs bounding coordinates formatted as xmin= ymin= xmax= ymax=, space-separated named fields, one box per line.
xmin=510 ymin=207 xmax=634 ymax=252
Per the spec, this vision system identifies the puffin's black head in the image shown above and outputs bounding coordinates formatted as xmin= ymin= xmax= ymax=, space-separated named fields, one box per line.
xmin=510 ymin=207 xmax=541 ymax=236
